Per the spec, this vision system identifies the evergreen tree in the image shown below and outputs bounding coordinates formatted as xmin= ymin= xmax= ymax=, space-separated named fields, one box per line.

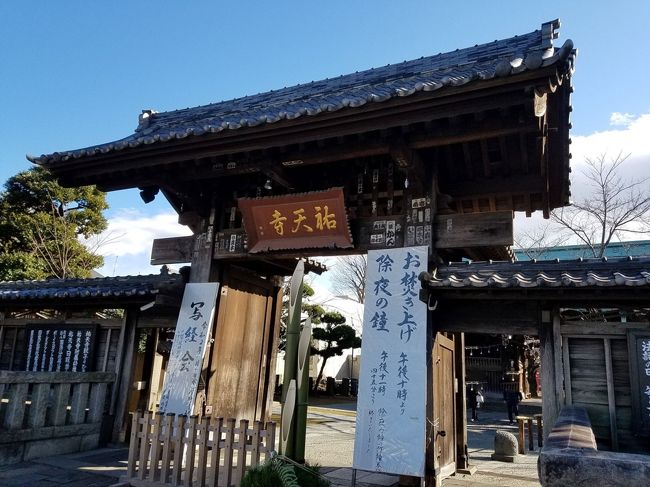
xmin=311 ymin=311 xmax=361 ymax=392
xmin=0 ymin=167 xmax=108 ymax=280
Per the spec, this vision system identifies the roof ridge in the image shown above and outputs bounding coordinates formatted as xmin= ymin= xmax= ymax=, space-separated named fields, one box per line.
xmin=29 ymin=20 xmax=574 ymax=166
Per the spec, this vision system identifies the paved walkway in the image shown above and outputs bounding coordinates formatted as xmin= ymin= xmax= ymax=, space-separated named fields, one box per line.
xmin=0 ymin=398 xmax=541 ymax=486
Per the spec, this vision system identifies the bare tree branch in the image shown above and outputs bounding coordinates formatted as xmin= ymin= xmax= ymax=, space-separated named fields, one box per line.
xmin=514 ymin=223 xmax=571 ymax=260
xmin=550 ymin=152 xmax=650 ymax=257
xmin=330 ymin=255 xmax=367 ymax=303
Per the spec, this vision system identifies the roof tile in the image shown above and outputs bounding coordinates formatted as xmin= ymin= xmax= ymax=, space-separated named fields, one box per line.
xmin=422 ymin=257 xmax=650 ymax=290
xmin=30 ymin=20 xmax=575 ymax=166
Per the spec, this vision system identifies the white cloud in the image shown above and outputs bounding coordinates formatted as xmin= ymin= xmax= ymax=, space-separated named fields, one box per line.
xmin=91 ymin=209 xmax=191 ymax=276
xmin=609 ymin=112 xmax=636 ymax=127
xmin=571 ymin=111 xmax=650 ymax=170
xmin=515 ymin=110 xmax=650 ymax=240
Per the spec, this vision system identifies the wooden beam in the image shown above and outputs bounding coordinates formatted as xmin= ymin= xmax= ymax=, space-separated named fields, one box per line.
xmin=433 ymin=300 xmax=539 ymax=336
xmin=552 ymin=313 xmax=565 ymax=408
xmin=434 ymin=211 xmax=513 ymax=249
xmin=409 ymin=123 xmax=538 ymax=151
xmin=560 ymin=321 xmax=643 ymax=336
xmin=0 ymin=371 xmax=114 ymax=384
xmin=461 ymin=142 xmax=474 ymax=179
xmin=480 ymin=139 xmax=491 ymax=178
xmin=442 ymin=174 xmax=545 ymax=198
xmin=111 ymin=309 xmax=137 ymax=442
xmin=54 ymin=81 xmax=547 ymax=190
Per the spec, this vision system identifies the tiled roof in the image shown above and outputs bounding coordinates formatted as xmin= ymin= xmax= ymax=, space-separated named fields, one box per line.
xmin=0 ymin=273 xmax=184 ymax=303
xmin=421 ymin=257 xmax=650 ymax=289
xmin=29 ymin=20 xmax=575 ymax=166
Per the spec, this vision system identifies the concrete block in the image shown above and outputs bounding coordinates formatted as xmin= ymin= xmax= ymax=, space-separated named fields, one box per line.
xmin=24 ymin=436 xmax=82 ymax=461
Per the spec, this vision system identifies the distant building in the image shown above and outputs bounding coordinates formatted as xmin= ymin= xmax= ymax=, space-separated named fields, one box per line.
xmin=515 ymin=240 xmax=650 ymax=261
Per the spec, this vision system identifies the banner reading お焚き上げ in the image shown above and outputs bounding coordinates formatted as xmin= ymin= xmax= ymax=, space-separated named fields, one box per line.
xmin=353 ymin=246 xmax=427 ymax=477
xmin=158 ymin=282 xmax=219 ymax=416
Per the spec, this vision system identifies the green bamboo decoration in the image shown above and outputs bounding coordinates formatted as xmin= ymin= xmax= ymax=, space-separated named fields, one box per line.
xmin=280 ymin=380 xmax=297 ymax=458
xmin=294 ymin=317 xmax=312 ymax=462
xmin=280 ymin=260 xmax=304 ymax=457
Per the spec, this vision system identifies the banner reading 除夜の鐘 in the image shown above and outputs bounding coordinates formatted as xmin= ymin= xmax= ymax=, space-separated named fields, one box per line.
xmin=353 ymin=246 xmax=427 ymax=477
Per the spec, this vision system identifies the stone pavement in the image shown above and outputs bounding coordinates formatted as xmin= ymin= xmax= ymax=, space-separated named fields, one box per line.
xmin=0 ymin=447 xmax=126 ymax=487
xmin=0 ymin=398 xmax=541 ymax=486
xmin=443 ymin=408 xmax=541 ymax=487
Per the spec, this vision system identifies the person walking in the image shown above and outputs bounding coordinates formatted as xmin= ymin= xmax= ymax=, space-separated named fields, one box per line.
xmin=504 ymin=389 xmax=520 ymax=423
xmin=469 ymin=386 xmax=479 ymax=422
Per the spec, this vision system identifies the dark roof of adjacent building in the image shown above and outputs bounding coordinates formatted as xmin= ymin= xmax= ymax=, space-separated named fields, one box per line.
xmin=29 ymin=19 xmax=575 ymax=167
xmin=0 ymin=272 xmax=184 ymax=304
xmin=420 ymin=257 xmax=650 ymax=289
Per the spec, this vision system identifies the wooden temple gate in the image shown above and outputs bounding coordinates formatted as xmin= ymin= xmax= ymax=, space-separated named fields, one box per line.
xmin=30 ymin=19 xmax=575 ymax=484
xmin=421 ymin=258 xmax=650 ymax=456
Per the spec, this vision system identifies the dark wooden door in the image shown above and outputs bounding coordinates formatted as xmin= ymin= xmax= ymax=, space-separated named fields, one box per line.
xmin=206 ymin=267 xmax=281 ymax=422
xmin=433 ymin=332 xmax=456 ymax=481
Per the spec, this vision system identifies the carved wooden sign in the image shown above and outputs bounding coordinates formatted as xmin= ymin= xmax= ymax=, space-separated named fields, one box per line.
xmin=238 ymin=187 xmax=353 ymax=253
xmin=151 ymin=235 xmax=193 ymax=265
xmin=434 ymin=211 xmax=513 ymax=248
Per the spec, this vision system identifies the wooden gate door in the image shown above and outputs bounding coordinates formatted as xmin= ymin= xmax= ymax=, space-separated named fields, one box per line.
xmin=206 ymin=267 xmax=281 ymax=422
xmin=432 ymin=332 xmax=456 ymax=481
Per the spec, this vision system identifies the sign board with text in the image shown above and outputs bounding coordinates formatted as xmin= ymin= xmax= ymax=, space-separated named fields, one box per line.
xmin=25 ymin=324 xmax=97 ymax=372
xmin=353 ymin=246 xmax=427 ymax=477
xmin=628 ymin=329 xmax=650 ymax=436
xmin=238 ymin=187 xmax=353 ymax=253
xmin=159 ymin=282 xmax=220 ymax=416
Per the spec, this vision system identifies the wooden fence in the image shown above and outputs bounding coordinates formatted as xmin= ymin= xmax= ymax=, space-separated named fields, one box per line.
xmin=126 ymin=411 xmax=277 ymax=487
xmin=0 ymin=371 xmax=115 ymax=465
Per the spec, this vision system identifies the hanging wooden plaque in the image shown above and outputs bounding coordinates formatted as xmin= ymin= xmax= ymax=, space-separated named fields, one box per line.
xmin=238 ymin=187 xmax=353 ymax=253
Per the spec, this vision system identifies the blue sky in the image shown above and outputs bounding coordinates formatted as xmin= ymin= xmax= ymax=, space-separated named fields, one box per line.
xmin=1 ymin=1 xmax=649 ymax=275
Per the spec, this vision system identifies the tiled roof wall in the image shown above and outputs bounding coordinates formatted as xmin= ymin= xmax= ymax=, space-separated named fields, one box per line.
xmin=422 ymin=257 xmax=650 ymax=288
xmin=0 ymin=273 xmax=183 ymax=302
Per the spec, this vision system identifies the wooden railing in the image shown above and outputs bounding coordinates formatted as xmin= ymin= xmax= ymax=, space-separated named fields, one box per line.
xmin=126 ymin=411 xmax=276 ymax=487
xmin=0 ymin=371 xmax=115 ymax=464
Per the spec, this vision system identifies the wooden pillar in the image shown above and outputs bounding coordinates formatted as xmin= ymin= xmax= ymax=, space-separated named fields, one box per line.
xmin=189 ymin=209 xmax=218 ymax=415
xmin=112 ymin=307 xmax=138 ymax=442
xmin=424 ymin=307 xmax=436 ymax=486
xmin=189 ymin=210 xmax=216 ymax=283
xmin=425 ymin=158 xmax=440 ymax=485
xmin=454 ymin=332 xmax=469 ymax=471
xmin=539 ymin=310 xmax=560 ymax=439
xmin=552 ymin=313 xmax=565 ymax=408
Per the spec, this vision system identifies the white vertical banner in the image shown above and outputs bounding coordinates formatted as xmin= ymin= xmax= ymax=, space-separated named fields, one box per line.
xmin=353 ymin=246 xmax=427 ymax=477
xmin=159 ymin=282 xmax=220 ymax=416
